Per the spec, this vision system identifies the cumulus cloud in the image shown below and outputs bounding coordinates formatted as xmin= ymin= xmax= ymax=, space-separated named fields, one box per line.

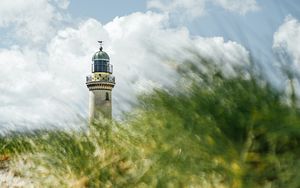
xmin=147 ymin=0 xmax=259 ymax=19
xmin=0 ymin=19 xmax=104 ymax=133
xmin=52 ymin=0 xmax=70 ymax=9
xmin=0 ymin=0 xmax=68 ymax=44
xmin=273 ymin=16 xmax=300 ymax=102
xmin=0 ymin=5 xmax=250 ymax=132
xmin=273 ymin=16 xmax=300 ymax=77
xmin=104 ymin=12 xmax=249 ymax=113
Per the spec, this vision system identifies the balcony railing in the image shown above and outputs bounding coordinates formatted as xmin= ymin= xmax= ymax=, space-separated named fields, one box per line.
xmin=86 ymin=75 xmax=115 ymax=84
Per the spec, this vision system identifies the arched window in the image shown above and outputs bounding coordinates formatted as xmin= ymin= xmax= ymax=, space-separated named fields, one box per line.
xmin=106 ymin=92 xmax=109 ymax=101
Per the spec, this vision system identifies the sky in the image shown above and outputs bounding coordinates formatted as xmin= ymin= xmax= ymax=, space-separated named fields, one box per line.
xmin=0 ymin=0 xmax=300 ymax=133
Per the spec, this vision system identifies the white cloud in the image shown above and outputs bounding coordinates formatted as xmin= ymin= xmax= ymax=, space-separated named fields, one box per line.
xmin=0 ymin=19 xmax=104 ymax=132
xmin=273 ymin=16 xmax=300 ymax=77
xmin=214 ymin=0 xmax=259 ymax=15
xmin=52 ymin=0 xmax=70 ymax=9
xmin=273 ymin=16 xmax=300 ymax=104
xmin=104 ymin=12 xmax=249 ymax=113
xmin=147 ymin=0 xmax=206 ymax=19
xmin=147 ymin=0 xmax=259 ymax=19
xmin=0 ymin=8 xmax=250 ymax=133
xmin=0 ymin=0 xmax=68 ymax=44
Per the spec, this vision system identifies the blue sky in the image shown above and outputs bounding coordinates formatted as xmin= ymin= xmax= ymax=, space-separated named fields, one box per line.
xmin=1 ymin=0 xmax=300 ymax=131
xmin=68 ymin=0 xmax=147 ymax=24
xmin=67 ymin=0 xmax=300 ymax=62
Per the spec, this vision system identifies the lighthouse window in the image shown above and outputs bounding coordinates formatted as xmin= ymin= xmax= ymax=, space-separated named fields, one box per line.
xmin=106 ymin=92 xmax=109 ymax=101
xmin=93 ymin=60 xmax=109 ymax=72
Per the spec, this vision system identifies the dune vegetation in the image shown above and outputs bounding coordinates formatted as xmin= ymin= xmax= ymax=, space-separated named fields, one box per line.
xmin=1 ymin=56 xmax=300 ymax=188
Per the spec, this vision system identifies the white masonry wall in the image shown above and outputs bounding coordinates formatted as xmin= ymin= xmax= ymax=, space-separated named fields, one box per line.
xmin=89 ymin=90 xmax=112 ymax=122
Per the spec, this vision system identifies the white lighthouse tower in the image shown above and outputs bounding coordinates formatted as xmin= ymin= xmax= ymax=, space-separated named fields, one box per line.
xmin=86 ymin=41 xmax=115 ymax=122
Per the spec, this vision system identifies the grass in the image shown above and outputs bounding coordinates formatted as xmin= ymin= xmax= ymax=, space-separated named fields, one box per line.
xmin=1 ymin=57 xmax=300 ymax=187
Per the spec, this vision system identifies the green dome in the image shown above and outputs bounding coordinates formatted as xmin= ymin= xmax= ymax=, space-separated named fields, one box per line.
xmin=92 ymin=50 xmax=110 ymax=61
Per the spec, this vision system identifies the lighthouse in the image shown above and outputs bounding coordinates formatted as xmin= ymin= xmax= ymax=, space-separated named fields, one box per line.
xmin=86 ymin=41 xmax=115 ymax=122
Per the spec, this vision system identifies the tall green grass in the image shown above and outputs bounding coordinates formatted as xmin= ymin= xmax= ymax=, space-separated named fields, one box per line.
xmin=1 ymin=57 xmax=300 ymax=187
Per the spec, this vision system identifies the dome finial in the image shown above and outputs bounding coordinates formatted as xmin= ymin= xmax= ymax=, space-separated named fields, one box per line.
xmin=98 ymin=40 xmax=103 ymax=51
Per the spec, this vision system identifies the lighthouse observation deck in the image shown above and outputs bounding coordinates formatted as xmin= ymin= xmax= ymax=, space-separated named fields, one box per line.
xmin=86 ymin=74 xmax=115 ymax=91
xmin=86 ymin=74 xmax=115 ymax=84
